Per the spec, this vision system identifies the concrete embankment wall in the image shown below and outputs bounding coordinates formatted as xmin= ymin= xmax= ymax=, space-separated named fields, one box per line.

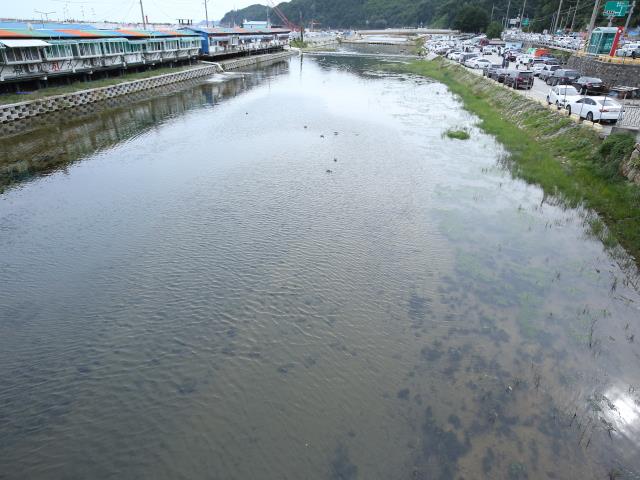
xmin=220 ymin=50 xmax=296 ymax=70
xmin=304 ymin=40 xmax=340 ymax=50
xmin=0 ymin=50 xmax=296 ymax=126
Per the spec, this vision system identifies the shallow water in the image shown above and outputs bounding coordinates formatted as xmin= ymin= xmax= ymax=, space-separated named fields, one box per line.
xmin=1 ymin=54 xmax=639 ymax=479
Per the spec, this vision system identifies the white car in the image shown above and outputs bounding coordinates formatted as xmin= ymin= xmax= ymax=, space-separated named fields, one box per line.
xmin=616 ymin=42 xmax=640 ymax=57
xmin=516 ymin=55 xmax=533 ymax=66
xmin=546 ymin=85 xmax=582 ymax=108
xmin=532 ymin=63 xmax=547 ymax=76
xmin=566 ymin=96 xmax=624 ymax=123
xmin=448 ymin=51 xmax=463 ymax=61
xmin=465 ymin=57 xmax=491 ymax=69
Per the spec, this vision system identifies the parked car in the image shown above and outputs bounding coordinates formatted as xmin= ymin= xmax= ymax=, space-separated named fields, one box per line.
xmin=546 ymin=85 xmax=581 ymax=108
xmin=539 ymin=64 xmax=561 ymax=81
xmin=566 ymin=96 xmax=623 ymax=123
xmin=489 ymin=68 xmax=510 ymax=83
xmin=547 ymin=69 xmax=580 ymax=86
xmin=483 ymin=64 xmax=503 ymax=77
xmin=571 ymin=76 xmax=607 ymax=95
xmin=466 ymin=57 xmax=492 ymax=69
xmin=459 ymin=53 xmax=480 ymax=64
xmin=504 ymin=70 xmax=534 ymax=89
xmin=616 ymin=42 xmax=640 ymax=58
xmin=608 ymin=85 xmax=640 ymax=100
xmin=532 ymin=63 xmax=548 ymax=76
xmin=448 ymin=51 xmax=463 ymax=61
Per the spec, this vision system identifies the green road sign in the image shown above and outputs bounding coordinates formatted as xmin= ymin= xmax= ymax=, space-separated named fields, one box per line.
xmin=603 ymin=1 xmax=630 ymax=17
xmin=522 ymin=18 xmax=530 ymax=26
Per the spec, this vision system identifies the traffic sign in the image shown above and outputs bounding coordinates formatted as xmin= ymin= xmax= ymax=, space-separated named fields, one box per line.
xmin=522 ymin=18 xmax=530 ymax=26
xmin=603 ymin=1 xmax=630 ymax=17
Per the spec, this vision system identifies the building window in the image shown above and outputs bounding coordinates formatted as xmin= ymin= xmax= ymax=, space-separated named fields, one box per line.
xmin=79 ymin=43 xmax=99 ymax=57
xmin=4 ymin=47 xmax=41 ymax=63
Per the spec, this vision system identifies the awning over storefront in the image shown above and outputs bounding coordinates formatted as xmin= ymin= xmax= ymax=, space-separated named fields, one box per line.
xmin=0 ymin=39 xmax=51 ymax=48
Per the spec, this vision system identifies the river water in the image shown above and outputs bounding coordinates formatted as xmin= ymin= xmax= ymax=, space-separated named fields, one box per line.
xmin=1 ymin=52 xmax=639 ymax=479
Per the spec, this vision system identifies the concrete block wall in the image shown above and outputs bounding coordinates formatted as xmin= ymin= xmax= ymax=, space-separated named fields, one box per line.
xmin=0 ymin=51 xmax=297 ymax=127
xmin=1 ymin=77 xmax=208 ymax=137
xmin=0 ymin=64 xmax=220 ymax=125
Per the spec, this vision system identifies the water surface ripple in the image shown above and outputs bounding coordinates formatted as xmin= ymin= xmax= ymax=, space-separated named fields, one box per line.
xmin=1 ymin=54 xmax=639 ymax=479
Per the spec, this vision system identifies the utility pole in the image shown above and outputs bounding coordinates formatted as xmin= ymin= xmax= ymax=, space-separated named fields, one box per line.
xmin=554 ymin=0 xmax=564 ymax=33
xmin=34 ymin=10 xmax=55 ymax=26
xmin=585 ymin=0 xmax=601 ymax=50
xmin=624 ymin=0 xmax=637 ymax=31
xmin=203 ymin=0 xmax=209 ymax=28
xmin=571 ymin=0 xmax=580 ymax=31
xmin=519 ymin=0 xmax=527 ymax=28
xmin=505 ymin=0 xmax=512 ymax=28
xmin=139 ymin=0 xmax=146 ymax=29
xmin=299 ymin=10 xmax=304 ymax=42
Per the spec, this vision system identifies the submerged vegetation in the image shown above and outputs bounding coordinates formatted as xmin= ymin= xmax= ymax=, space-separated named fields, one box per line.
xmin=391 ymin=58 xmax=640 ymax=261
xmin=444 ymin=128 xmax=471 ymax=140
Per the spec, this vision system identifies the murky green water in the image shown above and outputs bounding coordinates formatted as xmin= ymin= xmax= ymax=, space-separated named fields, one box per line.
xmin=1 ymin=53 xmax=639 ymax=479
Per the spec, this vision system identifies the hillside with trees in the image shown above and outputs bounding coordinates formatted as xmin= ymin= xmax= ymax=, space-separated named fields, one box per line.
xmin=220 ymin=0 xmax=638 ymax=34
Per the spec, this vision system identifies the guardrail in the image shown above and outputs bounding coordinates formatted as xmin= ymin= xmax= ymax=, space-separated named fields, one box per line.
xmin=620 ymin=105 xmax=640 ymax=128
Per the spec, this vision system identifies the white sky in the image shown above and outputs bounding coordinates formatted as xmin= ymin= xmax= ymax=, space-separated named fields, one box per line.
xmin=1 ymin=0 xmax=264 ymax=24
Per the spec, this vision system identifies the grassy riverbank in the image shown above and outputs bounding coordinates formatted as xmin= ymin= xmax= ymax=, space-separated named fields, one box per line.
xmin=0 ymin=64 xmax=199 ymax=105
xmin=392 ymin=58 xmax=640 ymax=261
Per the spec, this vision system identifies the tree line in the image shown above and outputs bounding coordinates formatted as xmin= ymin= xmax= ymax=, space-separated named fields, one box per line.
xmin=220 ymin=0 xmax=638 ymax=34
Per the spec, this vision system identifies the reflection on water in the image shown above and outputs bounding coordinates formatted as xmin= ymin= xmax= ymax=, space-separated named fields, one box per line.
xmin=0 ymin=62 xmax=289 ymax=192
xmin=1 ymin=54 xmax=640 ymax=479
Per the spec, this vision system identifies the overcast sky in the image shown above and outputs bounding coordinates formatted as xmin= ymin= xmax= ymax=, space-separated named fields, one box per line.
xmin=2 ymin=0 xmax=263 ymax=24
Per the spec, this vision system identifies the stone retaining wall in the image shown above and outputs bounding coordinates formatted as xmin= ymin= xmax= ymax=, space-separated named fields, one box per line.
xmin=620 ymin=143 xmax=640 ymax=185
xmin=0 ymin=50 xmax=297 ymax=126
xmin=520 ymin=41 xmax=640 ymax=88
xmin=566 ymin=56 xmax=640 ymax=88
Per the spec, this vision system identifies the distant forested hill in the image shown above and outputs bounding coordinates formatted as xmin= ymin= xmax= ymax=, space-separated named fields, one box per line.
xmin=220 ymin=0 xmax=638 ymax=33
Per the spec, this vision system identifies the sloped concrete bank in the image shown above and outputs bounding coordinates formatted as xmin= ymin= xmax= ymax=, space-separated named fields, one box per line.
xmin=219 ymin=50 xmax=296 ymax=70
xmin=0 ymin=50 xmax=296 ymax=127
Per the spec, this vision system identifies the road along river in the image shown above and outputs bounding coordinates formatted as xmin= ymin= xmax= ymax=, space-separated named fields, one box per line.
xmin=1 ymin=53 xmax=639 ymax=479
